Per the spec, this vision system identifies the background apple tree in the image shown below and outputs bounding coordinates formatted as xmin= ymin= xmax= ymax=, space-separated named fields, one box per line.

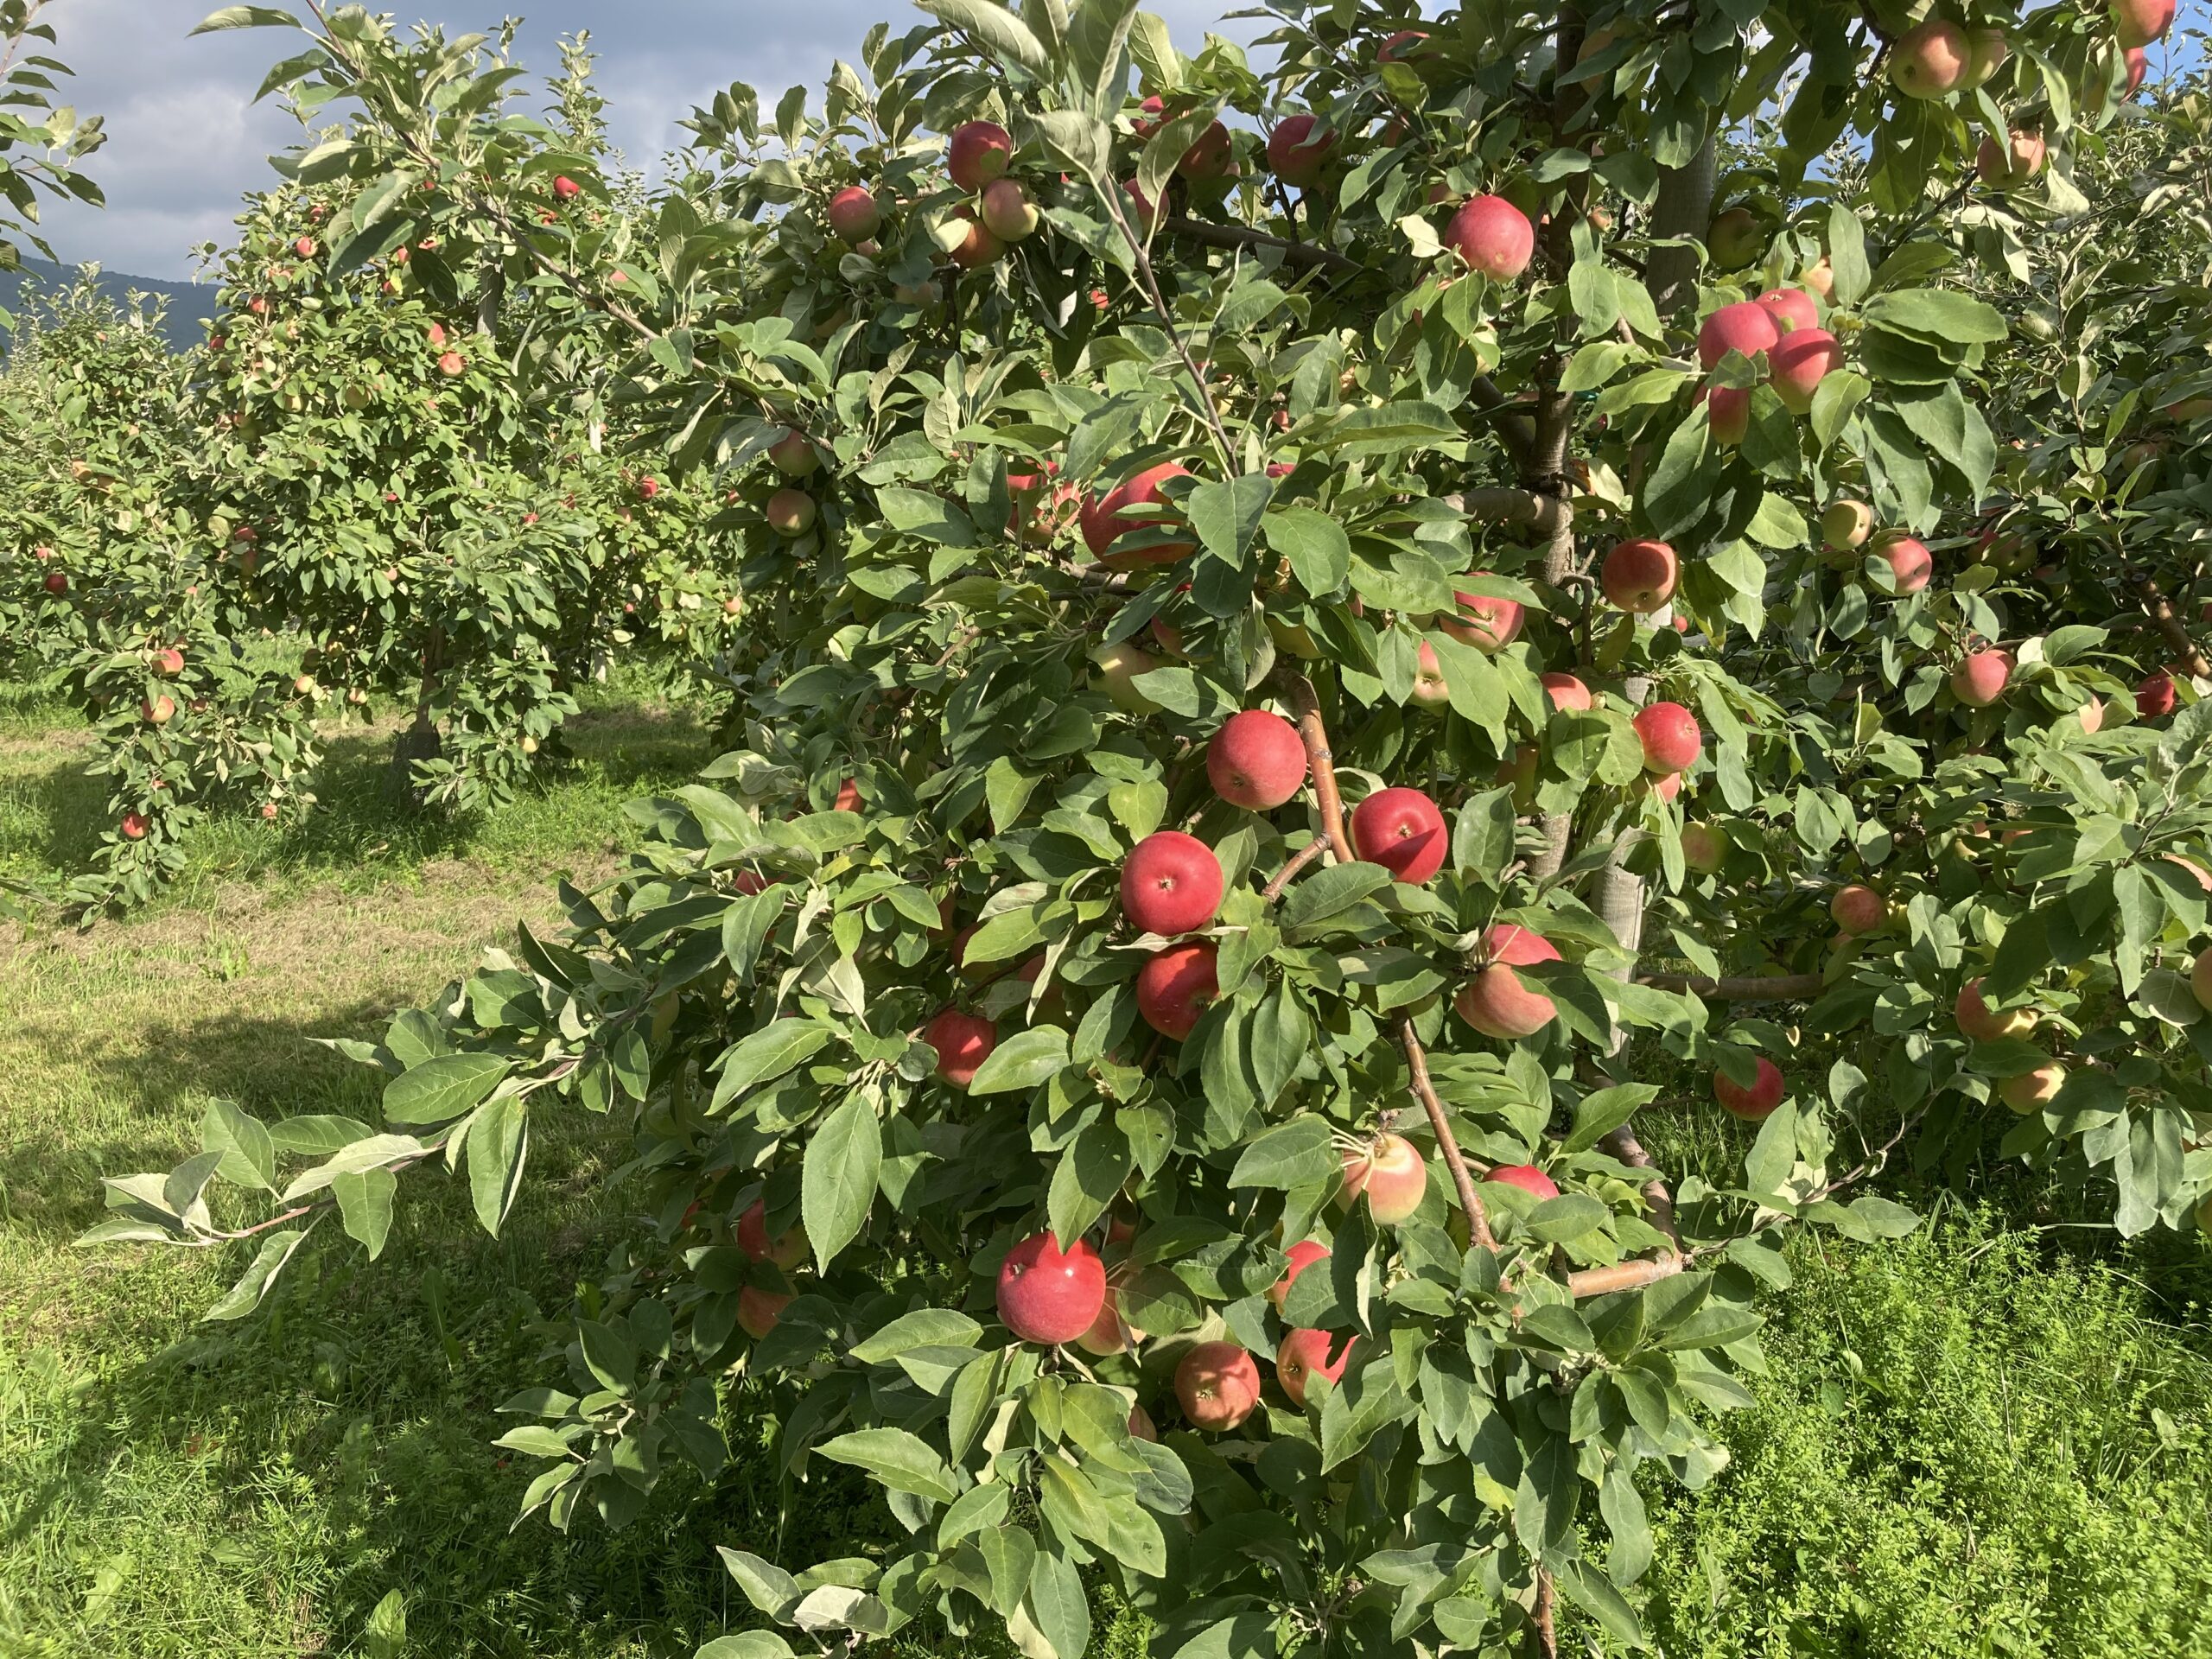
xmin=86 ymin=0 xmax=2208 ymax=1654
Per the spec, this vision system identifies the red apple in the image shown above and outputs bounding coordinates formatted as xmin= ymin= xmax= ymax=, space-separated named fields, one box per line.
xmin=1341 ymin=1132 xmax=1427 ymax=1224
xmin=1176 ymin=1342 xmax=1262 ymax=1432
xmin=41 ymin=571 xmax=67 ymax=595
xmin=766 ymin=489 xmax=817 ymax=537
xmin=1754 ymin=286 xmax=1820 ymax=334
xmin=2123 ymin=45 xmax=2149 ymax=97
xmin=1277 ymin=1327 xmax=1356 ymax=1408
xmin=925 ymin=1007 xmax=997 ymax=1088
xmin=1890 ymin=19 xmax=1971 ymax=97
xmin=1713 ymin=1058 xmax=1786 ymax=1119
xmin=553 ymin=174 xmax=582 ymax=200
xmin=436 ymin=350 xmax=465 ymax=377
xmin=736 ymin=1200 xmax=810 ymax=1270
xmin=142 ymin=696 xmax=175 ymax=725
xmin=2112 ymin=0 xmax=2175 ymax=49
xmin=737 ymin=1286 xmax=792 ymax=1339
xmin=997 ymin=1231 xmax=1107 ymax=1344
xmin=151 ymin=648 xmax=184 ymax=677
xmin=1633 ymin=702 xmax=1702 ymax=774
xmin=1875 ymin=534 xmax=1933 ymax=594
xmin=1268 ymin=1239 xmax=1330 ymax=1309
xmin=1351 ymin=786 xmax=1448 ymax=883
xmin=1208 ymin=710 xmax=1308 ymax=809
xmin=1955 ymin=976 xmax=2037 ymax=1042
xmin=1136 ymin=942 xmax=1218 ymax=1039
xmin=1446 ymin=195 xmax=1535 ymax=282
xmin=1770 ymin=328 xmax=1842 ymax=413
xmin=2137 ymin=671 xmax=2177 ymax=717
xmin=1977 ymin=129 xmax=2047 ymax=189
xmin=1706 ymin=385 xmax=1751 ymax=448
xmin=1831 ymin=884 xmax=1887 ymax=934
xmin=950 ymin=207 xmax=1006 ymax=270
xmin=1128 ymin=1403 xmax=1159 ymax=1441
xmin=1411 ymin=641 xmax=1452 ymax=708
xmin=1266 ymin=114 xmax=1336 ymax=188
xmin=1081 ymin=462 xmax=1193 ymax=569
xmin=827 ymin=184 xmax=880 ymax=244
xmin=979 ymin=177 xmax=1039 ymax=242
xmin=1950 ymin=650 xmax=2012 ymax=708
xmin=1178 ymin=121 xmax=1233 ymax=180
xmin=1121 ymin=830 xmax=1224 ymax=936
xmin=1541 ymin=672 xmax=1592 ymax=712
xmin=1378 ymin=29 xmax=1430 ymax=62
xmin=121 ymin=812 xmax=148 ymax=841
xmin=1454 ymin=925 xmax=1560 ymax=1039
xmin=1440 ymin=577 xmax=1523 ymax=650
xmin=1696 ymin=301 xmax=1780 ymax=370
xmin=948 ymin=120 xmax=1014 ymax=193
xmin=1488 ymin=1164 xmax=1559 ymax=1199
xmin=1600 ymin=538 xmax=1678 ymax=613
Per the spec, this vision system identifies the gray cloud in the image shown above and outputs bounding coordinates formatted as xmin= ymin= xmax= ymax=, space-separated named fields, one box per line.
xmin=39 ymin=0 xmax=1274 ymax=281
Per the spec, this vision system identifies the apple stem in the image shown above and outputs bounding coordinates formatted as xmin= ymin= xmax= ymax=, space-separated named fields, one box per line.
xmin=1261 ymin=834 xmax=1330 ymax=901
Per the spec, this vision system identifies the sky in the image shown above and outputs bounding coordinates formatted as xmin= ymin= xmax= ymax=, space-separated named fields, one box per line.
xmin=33 ymin=0 xmax=1275 ymax=282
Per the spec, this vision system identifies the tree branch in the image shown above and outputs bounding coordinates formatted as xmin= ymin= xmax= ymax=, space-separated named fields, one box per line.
xmin=1266 ymin=665 xmax=1354 ymax=864
xmin=2130 ymin=568 xmax=2211 ymax=679
xmin=1637 ymin=970 xmax=1825 ymax=1000
xmin=1445 ymin=488 xmax=1569 ymax=536
xmin=1262 ymin=833 xmax=1329 ymax=901
xmin=1400 ymin=1016 xmax=1497 ymax=1252
xmin=1161 ymin=214 xmax=1356 ymax=274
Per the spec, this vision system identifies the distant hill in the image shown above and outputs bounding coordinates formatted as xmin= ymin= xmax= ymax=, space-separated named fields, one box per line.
xmin=0 ymin=257 xmax=218 ymax=353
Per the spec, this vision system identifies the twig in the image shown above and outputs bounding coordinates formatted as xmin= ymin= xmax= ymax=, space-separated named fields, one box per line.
xmin=1262 ymin=834 xmax=1329 ymax=901
xmin=1446 ymin=488 xmax=1569 ymax=535
xmin=1401 ymin=1016 xmax=1497 ymax=1251
xmin=2129 ymin=568 xmax=2211 ymax=678
xmin=1636 ymin=970 xmax=1825 ymax=1000
xmin=1097 ymin=188 xmax=1236 ymax=474
xmin=1534 ymin=1567 xmax=1558 ymax=1659
xmin=1161 ymin=214 xmax=1357 ymax=274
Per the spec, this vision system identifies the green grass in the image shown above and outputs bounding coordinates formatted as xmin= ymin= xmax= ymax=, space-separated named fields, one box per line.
xmin=3 ymin=683 xmax=2212 ymax=1657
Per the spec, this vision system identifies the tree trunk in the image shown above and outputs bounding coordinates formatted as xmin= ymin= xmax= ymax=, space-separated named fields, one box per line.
xmin=1644 ymin=137 xmax=1719 ymax=321
xmin=385 ymin=631 xmax=446 ymax=808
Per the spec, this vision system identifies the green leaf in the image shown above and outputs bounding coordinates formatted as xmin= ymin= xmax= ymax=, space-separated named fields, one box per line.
xmin=203 ymin=1227 xmax=310 ymax=1321
xmin=1262 ymin=505 xmax=1351 ymax=595
xmin=1185 ymin=474 xmax=1272 ymax=571
xmin=915 ymin=0 xmax=1050 ymax=73
xmin=1228 ymin=1114 xmax=1337 ymax=1188
xmin=716 ymin=1548 xmax=801 ymax=1618
xmin=465 ymin=1095 xmax=528 ymax=1236
xmin=696 ymin=1635 xmax=798 ymax=1659
xmin=1279 ymin=862 xmax=1393 ymax=931
xmin=853 ymin=1308 xmax=983 ymax=1364
xmin=1171 ymin=1615 xmax=1280 ymax=1659
xmin=191 ymin=4 xmax=302 ymax=31
xmin=716 ymin=1019 xmax=834 ymax=1103
xmin=803 ymin=1091 xmax=883 ymax=1269
xmin=330 ymin=1167 xmax=395 ymax=1259
xmin=201 ymin=1099 xmax=276 ymax=1192
xmin=1021 ymin=1544 xmax=1092 ymax=1659
xmin=1319 ymin=1362 xmax=1413 ymax=1471
xmin=817 ymin=1427 xmax=959 ymax=1502
xmin=382 ymin=1052 xmax=510 ymax=1128
xmin=1861 ymin=289 xmax=2006 ymax=343
xmin=1452 ymin=788 xmax=1518 ymax=883
xmin=1565 ymin=1084 xmax=1659 ymax=1154
xmin=267 ymin=1115 xmax=375 ymax=1155
xmin=966 ymin=1026 xmax=1070 ymax=1094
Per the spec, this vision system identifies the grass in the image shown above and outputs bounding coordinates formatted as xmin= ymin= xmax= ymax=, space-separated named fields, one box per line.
xmin=3 ymin=683 xmax=2211 ymax=1657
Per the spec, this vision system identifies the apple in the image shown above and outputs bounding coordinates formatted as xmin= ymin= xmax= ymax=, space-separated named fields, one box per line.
xmin=768 ymin=431 xmax=819 ymax=476
xmin=1093 ymin=639 xmax=1165 ymax=713
xmin=1999 ymin=1062 xmax=2066 ymax=1113
xmin=1135 ymin=941 xmax=1218 ymax=1039
xmin=1713 ymin=1058 xmax=1786 ymax=1119
xmin=1706 ymin=205 xmax=1764 ymax=269
xmin=1488 ymin=1164 xmax=1559 ymax=1199
xmin=2123 ymin=45 xmax=2150 ymax=98
xmin=1341 ymin=1133 xmax=1427 ymax=1224
xmin=553 ymin=174 xmax=582 ymax=200
xmin=1440 ymin=578 xmax=1523 ymax=650
xmin=2137 ymin=671 xmax=2177 ymax=717
xmin=436 ymin=350 xmax=465 ymax=377
xmin=1633 ymin=702 xmax=1702 ymax=774
xmin=1755 ymin=285 xmax=1820 ymax=334
xmin=1875 ymin=534 xmax=1933 ymax=594
xmin=1890 ymin=19 xmax=1970 ymax=98
xmin=151 ymin=648 xmax=184 ymax=677
xmin=892 ymin=280 xmax=941 ymax=306
xmin=1122 ymin=176 xmax=1163 ymax=232
xmin=1175 ymin=1340 xmax=1262 ymax=1430
xmin=1681 ymin=822 xmax=1726 ymax=872
xmin=1269 ymin=1239 xmax=1330 ymax=1309
xmin=1956 ymin=976 xmax=2037 ymax=1042
xmin=1831 ymin=883 xmax=1887 ymax=934
xmin=1822 ymin=499 xmax=1874 ymax=550
xmin=948 ymin=119 xmax=1014 ymax=192
xmin=1178 ymin=120 xmax=1233 ymax=180
xmin=1128 ymin=1403 xmax=1159 ymax=1442
xmin=950 ymin=208 xmax=1005 ymax=270
xmin=925 ymin=1007 xmax=997 ymax=1088
xmin=736 ymin=1200 xmax=810 ymax=1270
xmin=1950 ymin=650 xmax=2013 ymax=708
xmin=1541 ymin=672 xmax=1593 ymax=712
xmin=978 ymin=177 xmax=1040 ymax=243
xmin=997 ymin=1231 xmax=1106 ymax=1344
xmin=1445 ymin=195 xmax=1535 ymax=282
xmin=1208 ymin=709 xmax=1308 ymax=809
xmin=766 ymin=489 xmax=817 ymax=537
xmin=1277 ymin=1327 xmax=1356 ymax=1408
xmin=1697 ymin=301 xmax=1780 ymax=370
xmin=1961 ymin=26 xmax=2011 ymax=90
xmin=1453 ymin=924 xmax=1560 ymax=1039
xmin=827 ymin=185 xmax=880 ymax=244
xmin=1600 ymin=538 xmax=1678 ymax=613
xmin=293 ymin=236 xmax=315 ymax=258
xmin=1075 ymin=1290 xmax=1137 ymax=1357
xmin=737 ymin=1286 xmax=791 ymax=1339
xmin=1378 ymin=28 xmax=1430 ymax=61
xmin=1770 ymin=327 xmax=1842 ymax=413
xmin=1410 ymin=640 xmax=1452 ymax=708
xmin=1351 ymin=786 xmax=1448 ymax=883
xmin=1977 ymin=129 xmax=2047 ymax=189
xmin=142 ymin=696 xmax=175 ymax=725
xmin=1081 ymin=462 xmax=1193 ymax=569
xmin=120 ymin=812 xmax=148 ymax=841
xmin=2112 ymin=0 xmax=2176 ymax=48
xmin=1707 ymin=385 xmax=1751 ymax=448
xmin=1266 ymin=114 xmax=1336 ymax=188
xmin=1121 ymin=830 xmax=1225 ymax=936
xmin=41 ymin=571 xmax=67 ymax=595
xmin=2190 ymin=944 xmax=2212 ymax=1013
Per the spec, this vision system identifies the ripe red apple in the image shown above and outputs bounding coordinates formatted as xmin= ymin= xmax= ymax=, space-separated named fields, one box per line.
xmin=293 ymin=236 xmax=315 ymax=258
xmin=1831 ymin=884 xmax=1887 ymax=934
xmin=1633 ymin=702 xmax=1702 ymax=774
xmin=1755 ymin=285 xmax=1820 ymax=334
xmin=1488 ymin=1164 xmax=1559 ymax=1199
xmin=1706 ymin=385 xmax=1751 ymax=448
xmin=1600 ymin=538 xmax=1678 ymax=613
xmin=1977 ymin=129 xmax=2047 ymax=189
xmin=1080 ymin=462 xmax=1193 ymax=569
xmin=996 ymin=1231 xmax=1107 ymax=1344
xmin=120 ymin=811 xmax=148 ymax=841
xmin=142 ymin=695 xmax=175 ymax=725
xmin=151 ymin=648 xmax=184 ymax=677
xmin=1378 ymin=28 xmax=1430 ymax=62
xmin=827 ymin=184 xmax=880 ymax=244
xmin=1075 ymin=1292 xmax=1136 ymax=1357
xmin=768 ymin=430 xmax=818 ymax=477
xmin=41 ymin=570 xmax=67 ymax=595
xmin=1269 ymin=1239 xmax=1329 ymax=1309
xmin=1121 ymin=830 xmax=1225 ymax=936
xmin=1175 ymin=1340 xmax=1262 ymax=1430
xmin=736 ymin=1200 xmax=810 ymax=1269
xmin=1453 ymin=925 xmax=1560 ymax=1039
xmin=1822 ymin=499 xmax=1874 ymax=550
xmin=1351 ymin=786 xmax=1448 ymax=883
xmin=2123 ymin=45 xmax=2149 ymax=97
xmin=738 ymin=1286 xmax=792 ymax=1340
xmin=436 ymin=350 xmax=465 ymax=377
xmin=1128 ymin=1403 xmax=1158 ymax=1442
xmin=1890 ymin=19 xmax=1971 ymax=97
xmin=1770 ymin=328 xmax=1842 ymax=413
xmin=1874 ymin=534 xmax=1933 ymax=594
xmin=980 ymin=177 xmax=1039 ymax=241
xmin=1440 ymin=577 xmax=1522 ymax=650
xmin=766 ymin=489 xmax=817 ymax=537
xmin=1266 ymin=114 xmax=1336 ymax=188
xmin=1697 ymin=300 xmax=1780 ymax=369
xmin=1446 ymin=195 xmax=1535 ymax=282
xmin=1178 ymin=120 xmax=1233 ymax=180
xmin=948 ymin=119 xmax=1014 ymax=193
xmin=2112 ymin=0 xmax=2175 ymax=48
xmin=1341 ymin=1133 xmax=1428 ymax=1224
xmin=1950 ymin=650 xmax=2012 ymax=708
xmin=1713 ymin=1058 xmax=1786 ymax=1119
xmin=1999 ymin=1062 xmax=2066 ymax=1113
xmin=1956 ymin=976 xmax=2037 ymax=1042
xmin=2137 ymin=671 xmax=2177 ymax=717
xmin=925 ymin=1007 xmax=997 ymax=1088
xmin=1136 ymin=941 xmax=1218 ymax=1039
xmin=950 ymin=208 xmax=1006 ymax=270
xmin=1541 ymin=672 xmax=1593 ymax=712
xmin=553 ymin=174 xmax=582 ymax=200
xmin=1207 ymin=710 xmax=1308 ymax=809
xmin=1277 ymin=1327 xmax=1356 ymax=1408
xmin=1410 ymin=641 xmax=1452 ymax=708
xmin=637 ymin=477 xmax=661 ymax=501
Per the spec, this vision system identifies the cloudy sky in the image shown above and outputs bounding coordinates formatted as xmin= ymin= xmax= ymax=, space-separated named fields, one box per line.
xmin=35 ymin=0 xmax=1276 ymax=281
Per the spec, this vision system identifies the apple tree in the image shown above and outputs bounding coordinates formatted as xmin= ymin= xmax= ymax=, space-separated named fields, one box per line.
xmin=86 ymin=0 xmax=2209 ymax=1653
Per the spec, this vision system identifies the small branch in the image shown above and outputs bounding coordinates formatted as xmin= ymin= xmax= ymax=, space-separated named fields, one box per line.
xmin=1471 ymin=376 xmax=1536 ymax=474
xmin=1097 ymin=188 xmax=1236 ymax=474
xmin=1267 ymin=665 xmax=1354 ymax=864
xmin=2129 ymin=568 xmax=2211 ymax=678
xmin=1599 ymin=1122 xmax=1681 ymax=1254
xmin=1566 ymin=1253 xmax=1686 ymax=1297
xmin=1262 ymin=834 xmax=1329 ymax=901
xmin=1637 ymin=971 xmax=1825 ymax=1001
xmin=1400 ymin=1017 xmax=1497 ymax=1252
xmin=1534 ymin=1566 xmax=1558 ymax=1659
xmin=1160 ymin=214 xmax=1357 ymax=274
xmin=1446 ymin=488 xmax=1568 ymax=536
